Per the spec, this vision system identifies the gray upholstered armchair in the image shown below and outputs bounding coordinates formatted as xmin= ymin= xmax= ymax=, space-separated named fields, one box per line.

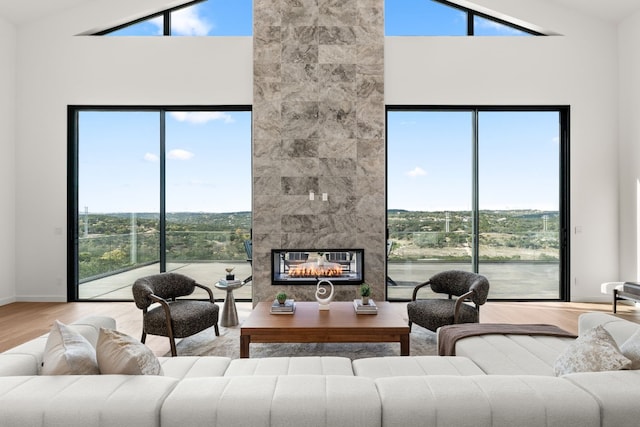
xmin=132 ymin=272 xmax=220 ymax=356
xmin=407 ymin=270 xmax=490 ymax=332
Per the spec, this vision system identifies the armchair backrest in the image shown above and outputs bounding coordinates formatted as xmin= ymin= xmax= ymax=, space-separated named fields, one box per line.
xmin=132 ymin=273 xmax=197 ymax=309
xmin=429 ymin=270 xmax=490 ymax=306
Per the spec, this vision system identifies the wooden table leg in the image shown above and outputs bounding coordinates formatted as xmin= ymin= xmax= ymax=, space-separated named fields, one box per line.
xmin=400 ymin=334 xmax=410 ymax=356
xmin=240 ymin=335 xmax=250 ymax=358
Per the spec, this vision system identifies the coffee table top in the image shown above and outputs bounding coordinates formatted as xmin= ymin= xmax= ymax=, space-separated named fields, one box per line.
xmin=241 ymin=301 xmax=409 ymax=333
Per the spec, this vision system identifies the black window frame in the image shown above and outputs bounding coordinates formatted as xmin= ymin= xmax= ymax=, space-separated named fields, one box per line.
xmin=93 ymin=0 xmax=204 ymax=36
xmin=67 ymin=104 xmax=252 ymax=302
xmin=386 ymin=0 xmax=544 ymax=37
xmin=385 ymin=105 xmax=570 ymax=302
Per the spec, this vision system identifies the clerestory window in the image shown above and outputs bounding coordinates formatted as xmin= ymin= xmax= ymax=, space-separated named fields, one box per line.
xmin=94 ymin=0 xmax=252 ymax=36
xmin=385 ymin=0 xmax=542 ymax=36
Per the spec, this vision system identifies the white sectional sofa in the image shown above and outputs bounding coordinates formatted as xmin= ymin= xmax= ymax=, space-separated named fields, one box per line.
xmin=1 ymin=312 xmax=639 ymax=427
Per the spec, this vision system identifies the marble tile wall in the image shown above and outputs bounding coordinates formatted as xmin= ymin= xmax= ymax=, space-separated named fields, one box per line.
xmin=252 ymin=0 xmax=385 ymax=303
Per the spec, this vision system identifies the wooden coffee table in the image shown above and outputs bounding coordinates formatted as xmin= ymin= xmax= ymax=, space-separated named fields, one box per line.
xmin=240 ymin=301 xmax=410 ymax=358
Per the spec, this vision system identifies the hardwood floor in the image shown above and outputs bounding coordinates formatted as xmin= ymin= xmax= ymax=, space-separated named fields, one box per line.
xmin=1 ymin=300 xmax=639 ymax=356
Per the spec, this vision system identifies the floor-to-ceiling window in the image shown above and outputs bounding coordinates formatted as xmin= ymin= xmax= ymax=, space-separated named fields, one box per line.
xmin=68 ymin=106 xmax=252 ymax=301
xmin=386 ymin=107 xmax=569 ymax=300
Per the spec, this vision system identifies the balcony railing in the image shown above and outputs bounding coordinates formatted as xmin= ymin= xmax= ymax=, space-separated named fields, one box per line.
xmin=79 ymin=230 xmax=250 ymax=282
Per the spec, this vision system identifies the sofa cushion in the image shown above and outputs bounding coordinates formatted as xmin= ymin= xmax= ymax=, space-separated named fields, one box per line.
xmin=578 ymin=312 xmax=640 ymax=345
xmin=161 ymin=376 xmax=381 ymax=427
xmin=563 ymin=370 xmax=640 ymax=427
xmin=375 ymin=375 xmax=600 ymax=427
xmin=0 ymin=375 xmax=178 ymax=427
xmin=455 ymin=334 xmax=574 ymax=375
xmin=352 ymin=356 xmax=484 ymax=379
xmin=41 ymin=320 xmax=99 ymax=375
xmin=2 ymin=316 xmax=116 ymax=375
xmin=554 ymin=325 xmax=631 ymax=376
xmin=620 ymin=328 xmax=640 ymax=369
xmin=96 ymin=328 xmax=163 ymax=375
xmin=224 ymin=356 xmax=354 ymax=376
xmin=64 ymin=316 xmax=117 ymax=347
xmin=0 ymin=354 xmax=41 ymax=376
xmin=158 ymin=356 xmax=231 ymax=378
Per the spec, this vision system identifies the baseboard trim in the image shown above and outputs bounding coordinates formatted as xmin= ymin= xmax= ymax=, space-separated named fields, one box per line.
xmin=0 ymin=296 xmax=17 ymax=306
xmin=15 ymin=296 xmax=67 ymax=303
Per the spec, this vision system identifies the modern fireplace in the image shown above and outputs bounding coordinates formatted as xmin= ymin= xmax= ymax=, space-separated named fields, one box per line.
xmin=271 ymin=249 xmax=364 ymax=286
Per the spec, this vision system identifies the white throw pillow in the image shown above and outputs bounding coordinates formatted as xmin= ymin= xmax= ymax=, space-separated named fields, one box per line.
xmin=96 ymin=328 xmax=163 ymax=375
xmin=41 ymin=320 xmax=100 ymax=375
xmin=620 ymin=328 xmax=640 ymax=369
xmin=554 ymin=325 xmax=631 ymax=376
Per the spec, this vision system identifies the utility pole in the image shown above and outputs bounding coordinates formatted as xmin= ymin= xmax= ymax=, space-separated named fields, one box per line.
xmin=84 ymin=206 xmax=89 ymax=237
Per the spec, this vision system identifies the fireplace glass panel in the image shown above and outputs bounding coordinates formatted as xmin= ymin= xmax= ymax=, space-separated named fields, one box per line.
xmin=271 ymin=249 xmax=364 ymax=285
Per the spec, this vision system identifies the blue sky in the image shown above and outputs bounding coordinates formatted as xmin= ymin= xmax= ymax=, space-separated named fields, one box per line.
xmin=107 ymin=0 xmax=252 ymax=36
xmin=81 ymin=1 xmax=552 ymax=214
xmin=107 ymin=0 xmax=530 ymax=37
xmin=387 ymin=111 xmax=559 ymax=212
xmin=79 ymin=111 xmax=251 ymax=213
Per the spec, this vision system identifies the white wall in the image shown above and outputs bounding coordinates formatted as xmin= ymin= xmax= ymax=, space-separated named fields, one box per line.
xmin=9 ymin=0 xmax=627 ymax=302
xmin=386 ymin=0 xmax=620 ymax=301
xmin=618 ymin=10 xmax=640 ymax=282
xmin=13 ymin=1 xmax=252 ymax=301
xmin=0 ymin=15 xmax=16 ymax=305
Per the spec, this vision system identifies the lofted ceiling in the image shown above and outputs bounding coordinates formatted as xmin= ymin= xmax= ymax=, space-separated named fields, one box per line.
xmin=0 ymin=0 xmax=639 ymax=25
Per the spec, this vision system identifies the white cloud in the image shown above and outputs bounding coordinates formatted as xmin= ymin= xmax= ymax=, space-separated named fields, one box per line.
xmin=170 ymin=111 xmax=234 ymax=124
xmin=168 ymin=149 xmax=194 ymax=160
xmin=150 ymin=16 xmax=164 ymax=35
xmin=475 ymin=19 xmax=523 ymax=35
xmin=144 ymin=152 xmax=159 ymax=162
xmin=171 ymin=6 xmax=213 ymax=36
xmin=406 ymin=167 xmax=427 ymax=177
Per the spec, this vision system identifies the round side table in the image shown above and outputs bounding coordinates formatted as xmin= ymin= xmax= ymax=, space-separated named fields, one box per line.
xmin=215 ymin=280 xmax=245 ymax=327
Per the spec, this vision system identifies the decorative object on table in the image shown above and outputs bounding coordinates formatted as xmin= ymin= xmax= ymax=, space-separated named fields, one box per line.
xmin=359 ymin=283 xmax=371 ymax=305
xmin=353 ymin=298 xmax=378 ymax=314
xmin=276 ymin=291 xmax=287 ymax=305
xmin=270 ymin=298 xmax=295 ymax=314
xmin=315 ymin=279 xmax=335 ymax=310
xmin=225 ymin=267 xmax=235 ymax=281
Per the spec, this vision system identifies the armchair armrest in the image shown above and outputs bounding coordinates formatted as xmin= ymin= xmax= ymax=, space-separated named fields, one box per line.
xmin=411 ymin=281 xmax=432 ymax=301
xmin=194 ymin=283 xmax=215 ymax=303
xmin=148 ymin=293 xmax=174 ymax=328
xmin=453 ymin=290 xmax=475 ymax=323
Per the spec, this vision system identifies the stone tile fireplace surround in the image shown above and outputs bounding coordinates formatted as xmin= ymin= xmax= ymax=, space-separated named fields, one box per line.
xmin=252 ymin=0 xmax=385 ymax=303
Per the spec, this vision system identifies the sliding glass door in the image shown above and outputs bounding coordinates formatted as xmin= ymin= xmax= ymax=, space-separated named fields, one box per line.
xmin=386 ymin=107 xmax=568 ymax=300
xmin=76 ymin=111 xmax=161 ymax=299
xmin=477 ymin=111 xmax=561 ymax=298
xmin=387 ymin=111 xmax=473 ymax=295
xmin=70 ymin=107 xmax=252 ymax=301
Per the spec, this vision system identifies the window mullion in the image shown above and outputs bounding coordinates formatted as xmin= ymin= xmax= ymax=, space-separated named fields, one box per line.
xmin=159 ymin=111 xmax=167 ymax=272
xmin=468 ymin=12 xmax=474 ymax=35
xmin=164 ymin=13 xmax=171 ymax=36
xmin=471 ymin=109 xmax=479 ymax=273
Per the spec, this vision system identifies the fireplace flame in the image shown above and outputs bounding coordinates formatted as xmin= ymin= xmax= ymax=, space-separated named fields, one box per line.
xmin=289 ymin=263 xmax=343 ymax=278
